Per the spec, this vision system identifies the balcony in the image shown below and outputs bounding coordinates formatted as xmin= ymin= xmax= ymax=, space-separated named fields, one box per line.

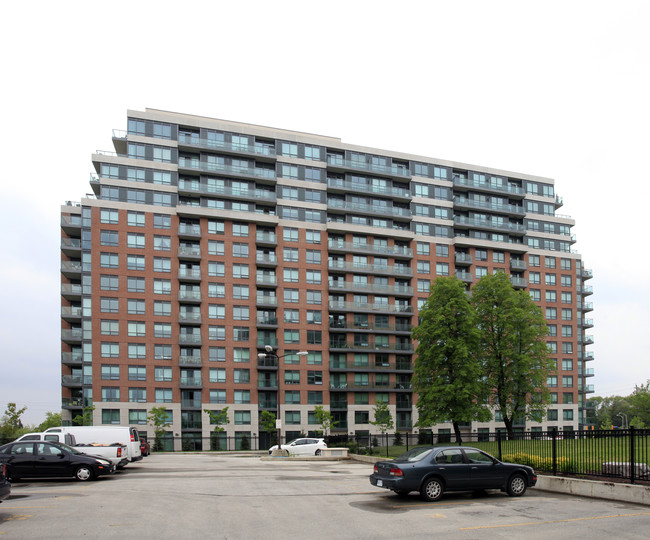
xmin=326 ymin=156 xmax=412 ymax=179
xmin=61 ymin=352 xmax=83 ymax=365
xmin=62 ymin=375 xmax=83 ymax=387
xmin=510 ymin=276 xmax=528 ymax=288
xmin=179 ymin=356 xmax=202 ymax=367
xmin=579 ymin=335 xmax=594 ymax=345
xmin=256 ymin=231 xmax=278 ymax=245
xmin=329 ymin=341 xmax=414 ymax=354
xmin=327 ymin=199 xmax=411 ymax=219
xmin=256 ymin=316 xmax=279 ymax=327
xmin=453 ymin=196 xmax=525 ymax=216
xmin=256 ymin=296 xmax=278 ymax=307
xmin=455 ymin=253 xmax=473 ymax=266
xmin=580 ymin=318 xmax=594 ymax=328
xmin=581 ymin=384 xmax=595 ymax=394
xmin=180 ymin=376 xmax=202 ymax=388
xmin=330 ymin=359 xmax=413 ymax=371
xmin=327 ymin=260 xmax=412 ymax=276
xmin=579 ymin=351 xmax=595 ymax=361
xmin=578 ymin=302 xmax=593 ymax=312
xmin=61 ymin=306 xmax=83 ymax=321
xmin=180 ymin=399 xmax=202 ymax=409
xmin=62 ymin=398 xmax=84 ymax=408
xmin=327 ymin=239 xmax=413 ymax=257
xmin=61 ymin=237 xmax=81 ymax=256
xmin=581 ymin=269 xmax=593 ymax=280
xmin=257 ymin=356 xmax=279 ymax=368
xmin=179 ymin=312 xmax=202 ymax=325
xmin=582 ymin=368 xmax=595 ymax=378
xmin=256 ymin=336 xmax=278 ymax=348
xmin=179 ymin=290 xmax=202 ymax=303
xmin=61 ymin=260 xmax=82 ymax=277
xmin=177 ymin=133 xmax=276 ymax=159
xmin=329 ymin=320 xmax=413 ymax=334
xmin=328 ymin=300 xmax=413 ymax=314
xmin=510 ymin=259 xmax=527 ymax=271
xmin=452 ymin=175 xmax=525 ymax=198
xmin=256 ymin=254 xmax=278 ymax=266
xmin=61 ymin=283 xmax=82 ymax=299
xmin=178 ymin=246 xmax=202 ymax=260
xmin=178 ymin=179 xmax=277 ymax=203
xmin=256 ymin=275 xmax=278 ymax=287
xmin=178 ymin=268 xmax=201 ymax=282
xmin=179 ymin=334 xmax=202 ymax=346
xmin=328 ymin=281 xmax=413 ymax=296
xmin=454 ymin=215 xmax=525 ymax=234
xmin=455 ymin=271 xmax=473 ymax=283
xmin=61 ymin=215 xmax=82 ymax=234
xmin=178 ymin=224 xmax=202 ymax=238
xmin=578 ymin=285 xmax=593 ymax=296
xmin=61 ymin=328 xmax=83 ymax=343
xmin=178 ymin=157 xmax=275 ymax=181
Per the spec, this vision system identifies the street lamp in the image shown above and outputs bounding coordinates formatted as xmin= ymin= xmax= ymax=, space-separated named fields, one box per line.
xmin=616 ymin=412 xmax=628 ymax=429
xmin=258 ymin=346 xmax=308 ymax=452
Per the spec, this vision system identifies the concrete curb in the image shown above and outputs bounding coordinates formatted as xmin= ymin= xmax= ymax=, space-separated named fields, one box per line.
xmin=349 ymin=454 xmax=650 ymax=506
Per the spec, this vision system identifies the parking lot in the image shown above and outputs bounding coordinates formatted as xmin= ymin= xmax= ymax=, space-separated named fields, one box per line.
xmin=1 ymin=453 xmax=649 ymax=539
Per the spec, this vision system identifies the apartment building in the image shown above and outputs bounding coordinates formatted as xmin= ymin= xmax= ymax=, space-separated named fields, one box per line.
xmin=60 ymin=108 xmax=594 ymax=448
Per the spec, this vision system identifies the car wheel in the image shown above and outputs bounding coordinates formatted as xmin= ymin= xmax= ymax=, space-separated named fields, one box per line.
xmin=506 ymin=474 xmax=527 ymax=497
xmin=420 ymin=478 xmax=444 ymax=502
xmin=75 ymin=466 xmax=94 ymax=482
xmin=315 ymin=449 xmax=322 ymax=456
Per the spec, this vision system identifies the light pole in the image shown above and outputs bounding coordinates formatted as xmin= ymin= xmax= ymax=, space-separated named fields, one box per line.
xmin=616 ymin=412 xmax=628 ymax=429
xmin=258 ymin=345 xmax=307 ymax=452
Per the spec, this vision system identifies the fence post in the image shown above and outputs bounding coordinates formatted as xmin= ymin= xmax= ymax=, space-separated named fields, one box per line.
xmin=630 ymin=426 xmax=636 ymax=485
xmin=385 ymin=432 xmax=389 ymax=458
xmin=497 ymin=431 xmax=502 ymax=460
xmin=552 ymin=431 xmax=557 ymax=476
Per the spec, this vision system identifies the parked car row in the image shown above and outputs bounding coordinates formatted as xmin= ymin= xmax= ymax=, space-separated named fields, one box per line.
xmin=0 ymin=426 xmax=148 ymax=483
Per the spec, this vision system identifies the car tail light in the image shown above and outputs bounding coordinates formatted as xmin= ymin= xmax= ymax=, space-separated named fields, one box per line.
xmin=373 ymin=465 xmax=379 ymax=473
xmin=117 ymin=448 xmax=122 ymax=457
xmin=130 ymin=433 xmax=135 ymax=442
xmin=1 ymin=463 xmax=6 ymax=477
xmin=323 ymin=442 xmax=327 ymax=447
xmin=389 ymin=468 xmax=403 ymax=477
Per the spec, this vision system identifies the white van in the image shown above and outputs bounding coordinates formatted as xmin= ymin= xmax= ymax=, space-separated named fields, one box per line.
xmin=44 ymin=426 xmax=142 ymax=462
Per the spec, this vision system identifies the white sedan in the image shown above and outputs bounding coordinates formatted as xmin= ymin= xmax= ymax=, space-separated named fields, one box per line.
xmin=268 ymin=438 xmax=327 ymax=456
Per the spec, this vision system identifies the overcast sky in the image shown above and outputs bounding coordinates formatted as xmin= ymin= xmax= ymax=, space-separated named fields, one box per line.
xmin=1 ymin=1 xmax=648 ymax=425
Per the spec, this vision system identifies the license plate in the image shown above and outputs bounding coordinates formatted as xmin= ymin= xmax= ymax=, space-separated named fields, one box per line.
xmin=377 ymin=480 xmax=383 ymax=487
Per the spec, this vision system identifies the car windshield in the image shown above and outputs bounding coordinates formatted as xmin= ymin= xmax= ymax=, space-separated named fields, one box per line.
xmin=394 ymin=447 xmax=434 ymax=462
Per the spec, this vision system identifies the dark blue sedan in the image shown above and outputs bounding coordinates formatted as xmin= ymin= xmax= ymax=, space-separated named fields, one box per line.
xmin=369 ymin=446 xmax=537 ymax=501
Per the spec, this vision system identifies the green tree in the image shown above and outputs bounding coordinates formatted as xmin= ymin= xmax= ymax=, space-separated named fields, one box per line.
xmin=204 ymin=407 xmax=230 ymax=433
xmin=471 ymin=272 xmax=552 ymax=438
xmin=313 ymin=405 xmax=337 ymax=436
xmin=628 ymin=381 xmax=650 ymax=428
xmin=0 ymin=403 xmax=27 ymax=440
xmin=73 ymin=405 xmax=95 ymax=426
xmin=412 ymin=277 xmax=491 ymax=443
xmin=38 ymin=411 xmax=62 ymax=431
xmin=370 ymin=401 xmax=394 ymax=433
xmin=260 ymin=410 xmax=278 ymax=445
xmin=148 ymin=406 xmax=172 ymax=451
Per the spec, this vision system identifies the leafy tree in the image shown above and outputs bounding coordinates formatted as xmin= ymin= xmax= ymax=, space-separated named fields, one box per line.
xmin=313 ymin=405 xmax=337 ymax=436
xmin=628 ymin=381 xmax=650 ymax=428
xmin=370 ymin=401 xmax=394 ymax=433
xmin=38 ymin=411 xmax=62 ymax=431
xmin=412 ymin=277 xmax=491 ymax=443
xmin=204 ymin=407 xmax=230 ymax=433
xmin=471 ymin=272 xmax=552 ymax=438
xmin=148 ymin=406 xmax=172 ymax=451
xmin=0 ymin=403 xmax=27 ymax=440
xmin=587 ymin=395 xmax=630 ymax=429
xmin=73 ymin=405 xmax=95 ymax=426
xmin=260 ymin=410 xmax=278 ymax=445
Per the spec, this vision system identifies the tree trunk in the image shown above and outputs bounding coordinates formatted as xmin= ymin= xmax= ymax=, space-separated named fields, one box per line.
xmin=452 ymin=421 xmax=463 ymax=444
xmin=503 ymin=416 xmax=514 ymax=439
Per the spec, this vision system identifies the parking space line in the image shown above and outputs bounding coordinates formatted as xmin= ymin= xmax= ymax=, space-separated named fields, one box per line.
xmin=0 ymin=506 xmax=56 ymax=509
xmin=461 ymin=511 xmax=650 ymax=530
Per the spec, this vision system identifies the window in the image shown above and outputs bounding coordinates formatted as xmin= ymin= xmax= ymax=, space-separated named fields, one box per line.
xmin=210 ymin=368 xmax=226 ymax=383
xmin=283 ymin=248 xmax=299 ymax=262
xmin=100 ymin=230 xmax=119 ymax=246
xmin=285 ymin=391 xmax=300 ymax=404
xmin=284 ymin=289 xmax=300 ymax=303
xmin=154 ymin=323 xmax=172 ymax=338
xmin=529 ymin=272 xmax=540 ymax=284
xmin=127 ymin=255 xmax=145 ymax=270
xmin=233 ymin=349 xmax=249 ymax=363
xmin=436 ymin=245 xmax=449 ymax=257
xmin=545 ymin=273 xmax=556 ymax=286
xmin=208 ymin=262 xmax=226 ymax=277
xmin=546 ymin=307 xmax=557 ymax=319
xmin=307 ymin=351 xmax=322 ymax=365
xmin=475 ymin=250 xmax=488 ymax=261
xmin=562 ymin=359 xmax=573 ymax=371
xmin=100 ymin=253 xmax=119 ymax=269
xmin=127 ymin=277 xmax=145 ymax=292
xmin=547 ymin=409 xmax=558 ymax=421
xmin=101 ymin=320 xmax=119 ymax=336
xmin=283 ymin=268 xmax=299 ymax=283
xmin=561 ymin=325 xmax=573 ymax=337
xmin=416 ymin=242 xmax=430 ymax=255
xmin=306 ymin=310 xmax=321 ymax=325
xmin=129 ymin=388 xmax=147 ymax=402
xmin=234 ymin=390 xmax=251 ymax=404
xmin=128 ymin=344 xmax=146 ymax=359
xmin=306 ymin=290 xmax=321 ymax=304
xmin=233 ymin=264 xmax=249 ymax=279
xmin=545 ymin=256 xmax=556 ymax=268
xmin=562 ymin=308 xmax=573 ymax=321
xmin=417 ymin=261 xmax=430 ymax=274
xmin=545 ymin=291 xmax=557 ymax=303
xmin=307 ymin=330 xmax=322 ymax=344
xmin=233 ymin=327 xmax=249 ymax=341
xmin=563 ymin=409 xmax=574 ymax=421
xmin=529 ymin=289 xmax=541 ymax=302
xmin=547 ymin=376 xmax=558 ymax=387
xmin=209 ymin=326 xmax=226 ymax=341
xmin=563 ymin=392 xmax=574 ymax=404
xmin=127 ymin=321 xmax=145 ymax=337
xmin=209 ymin=347 xmax=226 ymax=362
xmin=306 ymin=230 xmax=320 ymax=243
xmin=100 ymin=275 xmax=119 ymax=291
xmin=210 ymin=390 xmax=226 ymax=404
xmin=561 ymin=292 xmax=572 ymax=304
xmin=233 ymin=306 xmax=249 ymax=321
xmin=284 ymin=309 xmax=299 ymax=323
xmin=101 ymin=365 xmax=119 ymax=380
xmin=562 ymin=342 xmax=573 ymax=354
xmin=307 ymin=371 xmax=323 ymax=385
xmin=306 ymin=250 xmax=321 ymax=264
xmin=284 ymin=330 xmax=300 ymax=344
xmin=102 ymin=409 xmax=120 ymax=424
xmin=234 ymin=369 xmax=250 ymax=383
xmin=305 ymin=270 xmax=321 ymax=284
xmin=232 ymin=223 xmax=248 ymax=237
xmin=128 ymin=366 xmax=146 ymax=381
xmin=562 ymin=376 xmax=573 ymax=388
xmin=129 ymin=409 xmax=147 ymax=425
xmin=154 ymin=345 xmax=172 ymax=360
xmin=154 ymin=214 xmax=171 ymax=229
xmin=127 ymin=299 xmax=145 ymax=314
xmin=561 ymin=275 xmax=572 ymax=287
xmin=308 ymin=391 xmax=323 ymax=404
xmin=127 ymin=212 xmax=146 ymax=227
xmin=101 ymin=343 xmax=119 ymax=358
xmin=100 ymin=209 xmax=119 ymax=224
xmin=283 ymin=227 xmax=299 ymax=242
xmin=233 ymin=243 xmax=249 ymax=258
xmin=548 ymin=324 xmax=557 ymax=336
xmin=155 ymin=389 xmax=173 ymax=403
xmin=209 ymin=304 xmax=226 ymax=319
xmin=493 ymin=251 xmax=505 ymax=263
xmin=154 ymin=301 xmax=171 ymax=316
xmin=153 ymin=279 xmax=171 ymax=295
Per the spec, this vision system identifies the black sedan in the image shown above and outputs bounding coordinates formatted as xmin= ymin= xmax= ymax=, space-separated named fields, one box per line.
xmin=0 ymin=441 xmax=116 ymax=482
xmin=369 ymin=446 xmax=537 ymax=501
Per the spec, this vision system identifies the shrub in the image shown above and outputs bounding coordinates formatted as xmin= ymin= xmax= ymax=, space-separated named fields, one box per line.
xmin=501 ymin=452 xmax=573 ymax=472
